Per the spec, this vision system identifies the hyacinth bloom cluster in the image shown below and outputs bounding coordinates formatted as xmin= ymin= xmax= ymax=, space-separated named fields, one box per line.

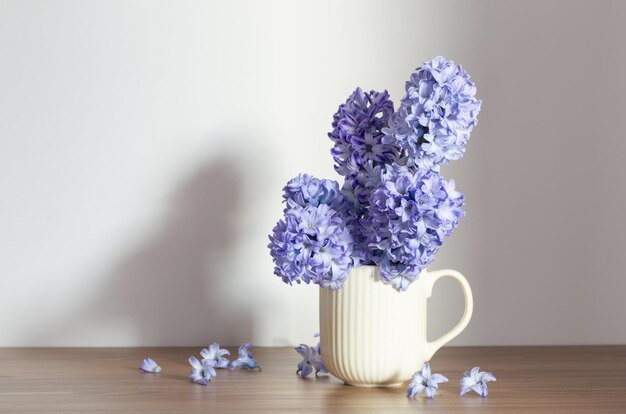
xmin=269 ymin=56 xmax=478 ymax=291
xmin=384 ymin=56 xmax=481 ymax=170
xmin=282 ymin=173 xmax=347 ymax=211
xmin=367 ymin=166 xmax=465 ymax=290
xmin=328 ymin=88 xmax=399 ymax=210
xmin=269 ymin=174 xmax=355 ymax=289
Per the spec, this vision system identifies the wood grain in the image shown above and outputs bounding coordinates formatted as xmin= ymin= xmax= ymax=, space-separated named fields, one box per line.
xmin=0 ymin=346 xmax=625 ymax=413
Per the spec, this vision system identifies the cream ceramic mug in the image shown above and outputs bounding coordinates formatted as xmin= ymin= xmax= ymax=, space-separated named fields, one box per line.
xmin=319 ymin=265 xmax=473 ymax=387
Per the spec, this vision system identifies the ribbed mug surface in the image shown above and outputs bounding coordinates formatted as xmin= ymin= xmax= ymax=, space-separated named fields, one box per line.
xmin=320 ymin=265 xmax=473 ymax=387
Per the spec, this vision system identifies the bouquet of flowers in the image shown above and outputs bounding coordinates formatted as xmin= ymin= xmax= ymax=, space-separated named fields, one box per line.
xmin=268 ymin=56 xmax=481 ymax=291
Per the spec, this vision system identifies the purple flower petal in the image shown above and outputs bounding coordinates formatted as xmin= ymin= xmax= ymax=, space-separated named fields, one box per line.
xmin=430 ymin=373 xmax=449 ymax=384
xmin=424 ymin=386 xmax=437 ymax=399
xmin=188 ymin=355 xmax=202 ymax=370
xmin=479 ymin=371 xmax=497 ymax=383
xmin=422 ymin=362 xmax=432 ymax=378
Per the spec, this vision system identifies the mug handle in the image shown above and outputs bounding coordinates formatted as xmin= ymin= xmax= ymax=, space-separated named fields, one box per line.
xmin=422 ymin=269 xmax=473 ymax=362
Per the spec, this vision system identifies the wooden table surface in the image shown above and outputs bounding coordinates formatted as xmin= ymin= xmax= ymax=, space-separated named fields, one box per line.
xmin=1 ymin=346 xmax=625 ymax=413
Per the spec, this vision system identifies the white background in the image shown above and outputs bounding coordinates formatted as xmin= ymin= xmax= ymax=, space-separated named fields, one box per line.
xmin=2 ymin=0 xmax=626 ymax=346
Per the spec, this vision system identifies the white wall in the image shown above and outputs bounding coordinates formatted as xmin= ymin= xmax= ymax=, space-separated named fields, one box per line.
xmin=1 ymin=0 xmax=625 ymax=346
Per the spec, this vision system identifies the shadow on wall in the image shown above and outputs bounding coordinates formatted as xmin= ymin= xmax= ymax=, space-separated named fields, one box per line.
xmin=30 ymin=154 xmax=252 ymax=346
